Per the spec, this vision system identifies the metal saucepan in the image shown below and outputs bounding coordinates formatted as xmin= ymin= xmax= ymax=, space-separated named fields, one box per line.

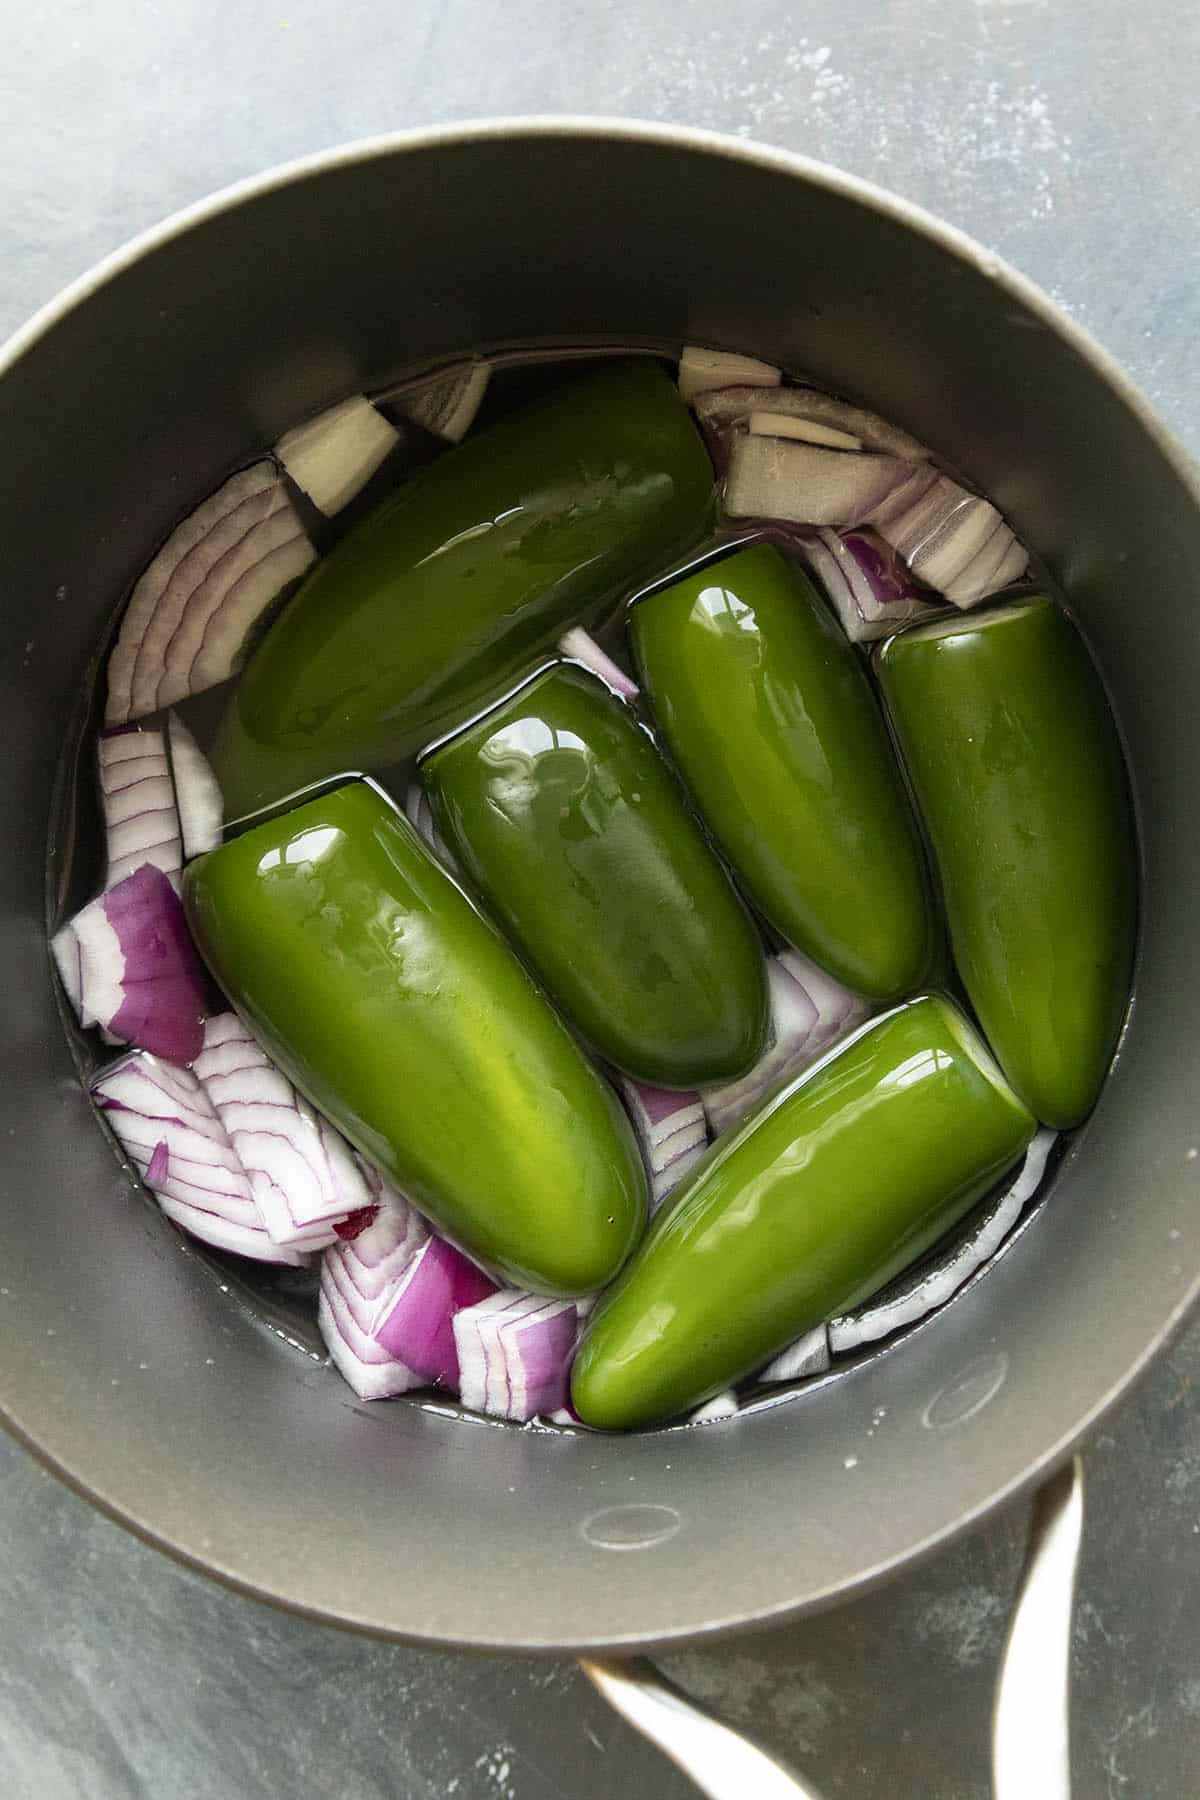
xmin=1 ymin=121 xmax=1196 ymax=1795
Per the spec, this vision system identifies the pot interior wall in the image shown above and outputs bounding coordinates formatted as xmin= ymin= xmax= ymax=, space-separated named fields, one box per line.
xmin=1 ymin=125 xmax=1196 ymax=1650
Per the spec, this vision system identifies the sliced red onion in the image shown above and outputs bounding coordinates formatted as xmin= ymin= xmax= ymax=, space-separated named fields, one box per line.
xmin=694 ymin=384 xmax=928 ymax=462
xmin=701 ymin=952 xmax=868 ymax=1138
xmin=98 ymin=725 xmax=182 ymax=887
xmin=166 ymin=713 xmax=223 ymax=858
xmin=775 ymin=948 xmax=869 ymax=1036
xmin=828 ymin=1129 xmax=1058 ymax=1352
xmin=652 ymin=1140 xmax=708 ymax=1211
xmin=92 ymin=1053 xmax=305 ymax=1265
xmin=618 ymin=1078 xmax=708 ymax=1212
xmin=677 ymin=347 xmax=781 ymax=404
xmin=156 ymin=1198 xmax=307 ymax=1263
xmin=50 ymin=922 xmax=84 ymax=1015
xmin=193 ymin=1013 xmax=368 ymax=1249
xmin=725 ymin=434 xmax=908 ymax=530
xmin=619 ymin=1080 xmax=705 ymax=1154
xmin=105 ymin=463 xmax=315 ymax=724
xmin=558 ymin=627 xmax=640 ymax=702
xmin=758 ymin=1324 xmax=832 ymax=1385
xmin=373 ymin=1235 xmax=497 ymax=1386
xmin=318 ymin=1177 xmax=429 ymax=1399
xmin=748 ymin=411 xmax=863 ymax=451
xmin=690 ymin=1390 xmax=740 ymax=1423
xmin=802 ymin=527 xmax=939 ymax=644
xmin=329 ymin=1165 xmax=428 ymax=1304
xmin=403 ymin=781 xmax=459 ymax=872
xmin=58 ymin=865 xmax=206 ymax=1063
xmin=319 ymin=1282 xmax=420 ymax=1401
xmin=454 ymin=1290 xmax=583 ymax=1422
xmin=867 ymin=467 xmax=1028 ymax=607
xmin=275 ymin=395 xmax=400 ymax=516
xmin=394 ymin=361 xmax=490 ymax=442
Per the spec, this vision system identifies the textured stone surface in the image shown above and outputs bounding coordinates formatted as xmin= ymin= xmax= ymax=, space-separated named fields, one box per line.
xmin=2 ymin=2 xmax=1198 ymax=1795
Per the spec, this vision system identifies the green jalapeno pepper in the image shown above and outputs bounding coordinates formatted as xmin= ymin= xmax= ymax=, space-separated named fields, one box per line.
xmin=423 ymin=664 xmax=769 ymax=1088
xmin=628 ymin=542 xmax=932 ymax=1000
xmin=877 ymin=596 xmax=1135 ymax=1128
xmin=571 ymin=994 xmax=1036 ymax=1429
xmin=214 ymin=362 xmax=714 ymax=815
xmin=183 ymin=781 xmax=647 ymax=1294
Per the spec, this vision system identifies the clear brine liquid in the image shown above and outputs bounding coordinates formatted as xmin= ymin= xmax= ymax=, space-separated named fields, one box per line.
xmin=47 ymin=339 xmax=1062 ymax=1425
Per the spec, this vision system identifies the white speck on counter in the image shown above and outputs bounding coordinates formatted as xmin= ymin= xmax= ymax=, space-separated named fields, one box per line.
xmin=843 ymin=1456 xmax=858 ymax=1470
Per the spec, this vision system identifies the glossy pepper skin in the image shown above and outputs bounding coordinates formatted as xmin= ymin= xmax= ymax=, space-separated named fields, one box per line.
xmin=214 ymin=362 xmax=714 ymax=815
xmin=571 ymin=995 xmax=1036 ymax=1429
xmin=423 ymin=664 xmax=769 ymax=1087
xmin=877 ymin=596 xmax=1136 ymax=1129
xmin=183 ymin=782 xmax=647 ymax=1294
xmin=628 ymin=542 xmax=932 ymax=1000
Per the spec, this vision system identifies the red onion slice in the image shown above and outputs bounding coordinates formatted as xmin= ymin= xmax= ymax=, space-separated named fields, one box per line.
xmin=275 ymin=395 xmax=399 ymax=516
xmin=558 ymin=628 xmax=640 ymax=702
xmin=50 ymin=924 xmax=84 ymax=1017
xmin=373 ymin=1235 xmax=497 ymax=1386
xmin=803 ymin=527 xmax=938 ymax=643
xmin=695 ymin=384 xmax=928 ymax=462
xmin=318 ymin=1179 xmax=430 ymax=1398
xmin=652 ymin=1140 xmax=708 ymax=1212
xmin=701 ymin=952 xmax=869 ymax=1138
xmin=690 ymin=1390 xmax=741 ymax=1423
xmin=318 ymin=1282 xmax=421 ymax=1400
xmin=829 ymin=1129 xmax=1058 ymax=1352
xmin=394 ymin=361 xmax=490 ymax=442
xmin=775 ymin=948 xmax=869 ymax=1035
xmin=453 ymin=1290 xmax=583 ymax=1422
xmin=678 ymin=347 xmax=781 ymax=403
xmin=867 ymin=467 xmax=1028 ymax=607
xmin=725 ymin=434 xmax=909 ymax=530
xmin=156 ymin=1197 xmax=306 ymax=1263
xmin=92 ymin=1053 xmax=306 ymax=1265
xmin=618 ymin=1078 xmax=708 ymax=1212
xmin=105 ymin=463 xmax=315 ymax=723
xmin=748 ymin=412 xmax=863 ymax=451
xmin=60 ymin=865 xmax=206 ymax=1063
xmin=107 ymin=464 xmax=273 ymax=722
xmin=758 ymin=1325 xmax=832 ymax=1385
xmin=326 ymin=1180 xmax=428 ymax=1305
xmin=166 ymin=713 xmax=223 ymax=858
xmin=193 ymin=1013 xmax=369 ymax=1248
xmin=98 ymin=726 xmax=182 ymax=887
xmin=156 ymin=501 xmax=314 ymax=708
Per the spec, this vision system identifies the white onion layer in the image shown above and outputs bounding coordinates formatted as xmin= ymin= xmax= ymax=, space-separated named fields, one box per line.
xmin=275 ymin=395 xmax=400 ymax=515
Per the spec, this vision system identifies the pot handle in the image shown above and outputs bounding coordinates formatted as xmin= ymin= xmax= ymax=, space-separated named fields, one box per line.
xmin=579 ymin=1456 xmax=1084 ymax=1800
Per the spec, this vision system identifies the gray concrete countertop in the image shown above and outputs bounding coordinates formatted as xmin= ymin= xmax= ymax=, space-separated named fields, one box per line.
xmin=2 ymin=4 xmax=1197 ymax=1796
